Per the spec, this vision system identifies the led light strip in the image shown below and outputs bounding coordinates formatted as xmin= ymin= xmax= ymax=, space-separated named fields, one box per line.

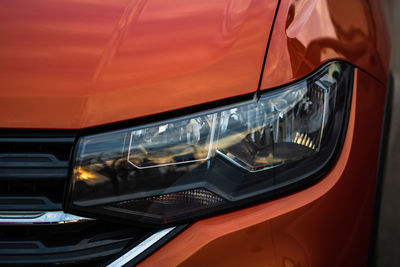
xmin=107 ymin=227 xmax=176 ymax=267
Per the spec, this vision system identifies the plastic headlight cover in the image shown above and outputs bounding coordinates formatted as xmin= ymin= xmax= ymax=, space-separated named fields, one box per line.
xmin=66 ymin=62 xmax=353 ymax=226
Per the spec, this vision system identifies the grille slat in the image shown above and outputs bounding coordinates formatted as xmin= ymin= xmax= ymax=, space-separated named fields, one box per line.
xmin=0 ymin=168 xmax=68 ymax=179
xmin=0 ymin=137 xmax=75 ymax=143
xmin=0 ymin=153 xmax=69 ymax=168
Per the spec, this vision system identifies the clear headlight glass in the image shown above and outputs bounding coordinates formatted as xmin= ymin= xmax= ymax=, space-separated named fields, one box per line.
xmin=66 ymin=62 xmax=353 ymax=226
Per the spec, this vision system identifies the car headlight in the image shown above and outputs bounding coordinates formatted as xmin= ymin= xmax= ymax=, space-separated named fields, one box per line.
xmin=66 ymin=61 xmax=353 ymax=226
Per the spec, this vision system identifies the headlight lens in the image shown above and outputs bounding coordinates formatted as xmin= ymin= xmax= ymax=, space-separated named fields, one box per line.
xmin=67 ymin=62 xmax=353 ymax=226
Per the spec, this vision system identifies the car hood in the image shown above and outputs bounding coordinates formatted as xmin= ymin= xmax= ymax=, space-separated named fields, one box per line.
xmin=0 ymin=0 xmax=278 ymax=129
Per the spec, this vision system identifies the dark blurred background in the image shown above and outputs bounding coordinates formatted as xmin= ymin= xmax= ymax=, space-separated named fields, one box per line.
xmin=376 ymin=0 xmax=399 ymax=266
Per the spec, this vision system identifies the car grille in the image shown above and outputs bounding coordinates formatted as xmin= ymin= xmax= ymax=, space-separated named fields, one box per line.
xmin=0 ymin=130 xmax=152 ymax=266
xmin=0 ymin=130 xmax=75 ymax=210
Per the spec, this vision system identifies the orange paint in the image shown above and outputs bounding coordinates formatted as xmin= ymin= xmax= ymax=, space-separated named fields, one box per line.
xmin=0 ymin=0 xmax=278 ymax=129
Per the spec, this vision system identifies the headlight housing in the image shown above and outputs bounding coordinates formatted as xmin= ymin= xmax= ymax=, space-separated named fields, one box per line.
xmin=66 ymin=61 xmax=353 ymax=226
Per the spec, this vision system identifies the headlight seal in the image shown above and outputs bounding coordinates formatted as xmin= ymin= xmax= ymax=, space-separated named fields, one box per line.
xmin=66 ymin=61 xmax=353 ymax=227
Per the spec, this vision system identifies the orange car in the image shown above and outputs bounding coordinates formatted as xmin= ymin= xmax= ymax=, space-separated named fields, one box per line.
xmin=0 ymin=0 xmax=391 ymax=266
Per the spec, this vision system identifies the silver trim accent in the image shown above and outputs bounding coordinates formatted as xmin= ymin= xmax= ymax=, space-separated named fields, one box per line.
xmin=107 ymin=227 xmax=176 ymax=267
xmin=0 ymin=211 xmax=92 ymax=225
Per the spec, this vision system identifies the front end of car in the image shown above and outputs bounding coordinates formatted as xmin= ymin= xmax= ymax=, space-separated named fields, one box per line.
xmin=0 ymin=0 xmax=391 ymax=266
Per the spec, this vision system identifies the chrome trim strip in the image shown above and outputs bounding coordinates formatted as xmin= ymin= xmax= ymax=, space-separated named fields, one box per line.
xmin=107 ymin=227 xmax=176 ymax=267
xmin=0 ymin=211 xmax=92 ymax=224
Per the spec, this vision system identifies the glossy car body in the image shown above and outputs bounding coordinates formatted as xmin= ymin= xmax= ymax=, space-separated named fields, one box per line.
xmin=0 ymin=0 xmax=390 ymax=266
